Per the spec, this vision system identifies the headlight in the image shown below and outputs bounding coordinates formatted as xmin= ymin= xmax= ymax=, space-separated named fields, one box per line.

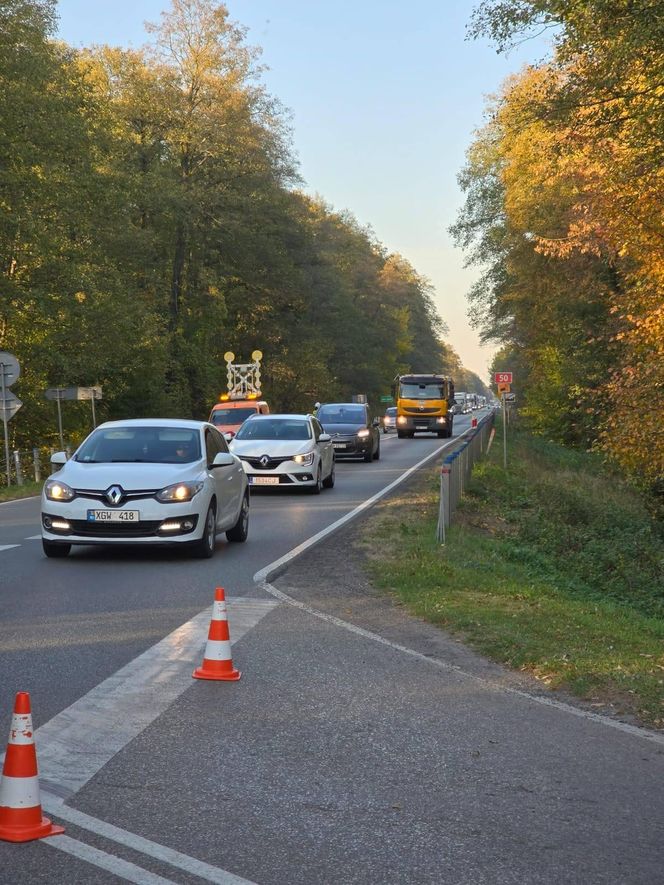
xmin=397 ymin=416 xmax=407 ymax=425
xmin=293 ymin=451 xmax=314 ymax=466
xmin=436 ymin=417 xmax=446 ymax=424
xmin=45 ymin=480 xmax=75 ymax=502
xmin=357 ymin=429 xmax=370 ymax=438
xmin=155 ymin=481 xmax=203 ymax=503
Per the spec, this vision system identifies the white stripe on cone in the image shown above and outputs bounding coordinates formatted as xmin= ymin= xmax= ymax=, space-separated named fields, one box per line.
xmin=0 ymin=775 xmax=41 ymax=807
xmin=8 ymin=713 xmax=34 ymax=745
xmin=212 ymin=601 xmax=227 ymax=619
xmin=202 ymin=639 xmax=233 ymax=661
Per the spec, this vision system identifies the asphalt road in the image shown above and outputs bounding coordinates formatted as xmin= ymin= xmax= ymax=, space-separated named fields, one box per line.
xmin=1 ymin=408 xmax=663 ymax=884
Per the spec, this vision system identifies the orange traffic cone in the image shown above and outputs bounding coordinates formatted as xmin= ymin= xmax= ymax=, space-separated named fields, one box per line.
xmin=0 ymin=691 xmax=64 ymax=842
xmin=193 ymin=588 xmax=241 ymax=681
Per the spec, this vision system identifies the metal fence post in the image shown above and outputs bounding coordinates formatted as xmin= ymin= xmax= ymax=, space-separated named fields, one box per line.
xmin=33 ymin=447 xmax=41 ymax=482
xmin=13 ymin=449 xmax=23 ymax=485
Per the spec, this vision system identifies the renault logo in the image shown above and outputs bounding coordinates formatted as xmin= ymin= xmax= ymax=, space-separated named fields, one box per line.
xmin=259 ymin=455 xmax=270 ymax=467
xmin=418 ymin=404 xmax=425 ymax=411
xmin=105 ymin=485 xmax=124 ymax=506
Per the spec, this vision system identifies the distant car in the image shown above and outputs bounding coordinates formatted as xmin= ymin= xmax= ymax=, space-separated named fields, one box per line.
xmin=316 ymin=402 xmax=381 ymax=461
xmin=41 ymin=419 xmax=249 ymax=559
xmin=230 ymin=414 xmax=335 ymax=493
xmin=382 ymin=406 xmax=397 ymax=433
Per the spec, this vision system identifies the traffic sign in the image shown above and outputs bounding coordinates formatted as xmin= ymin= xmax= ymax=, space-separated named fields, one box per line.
xmin=45 ymin=386 xmax=101 ymax=401
xmin=0 ymin=352 xmax=20 ymax=386
xmin=0 ymin=392 xmax=22 ymax=421
xmin=505 ymin=393 xmax=516 ymax=402
xmin=495 ymin=372 xmax=513 ymax=384
xmin=497 ymin=382 xmax=511 ymax=394
xmin=380 ymin=395 xmax=393 ymax=402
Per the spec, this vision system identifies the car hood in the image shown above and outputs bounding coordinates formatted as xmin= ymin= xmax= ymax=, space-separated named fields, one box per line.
xmin=319 ymin=423 xmax=365 ymax=436
xmin=49 ymin=460 xmax=203 ymax=491
xmin=230 ymin=439 xmax=312 ymax=458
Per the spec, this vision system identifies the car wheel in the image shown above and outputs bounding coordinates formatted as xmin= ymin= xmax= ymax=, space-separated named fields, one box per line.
xmin=42 ymin=539 xmax=71 ymax=558
xmin=322 ymin=460 xmax=335 ymax=489
xmin=373 ymin=439 xmax=380 ymax=460
xmin=363 ymin=444 xmax=373 ymax=462
xmin=226 ymin=492 xmax=249 ymax=543
xmin=193 ymin=501 xmax=216 ymax=558
xmin=309 ymin=465 xmax=322 ymax=494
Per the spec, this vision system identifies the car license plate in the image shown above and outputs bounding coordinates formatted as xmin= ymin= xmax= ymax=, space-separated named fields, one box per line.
xmin=333 ymin=443 xmax=347 ymax=449
xmin=249 ymin=476 xmax=279 ymax=485
xmin=416 ymin=425 xmax=428 ymax=430
xmin=87 ymin=510 xmax=139 ymax=522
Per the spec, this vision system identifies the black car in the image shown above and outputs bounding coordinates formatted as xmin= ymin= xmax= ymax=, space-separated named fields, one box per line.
xmin=315 ymin=403 xmax=380 ymax=462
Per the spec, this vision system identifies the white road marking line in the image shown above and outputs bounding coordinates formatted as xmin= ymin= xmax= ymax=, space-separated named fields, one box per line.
xmin=42 ymin=794 xmax=256 ymax=885
xmin=45 ymin=834 xmax=178 ymax=885
xmin=34 ymin=599 xmax=278 ymax=797
xmin=25 ymin=534 xmax=42 ymax=540
xmin=254 ymin=439 xmax=456 ymax=584
xmin=252 ymin=430 xmax=664 ymax=747
xmin=259 ymin=580 xmax=664 ymax=748
xmin=0 ymin=544 xmax=19 ymax=552
xmin=0 ymin=495 xmax=40 ymax=506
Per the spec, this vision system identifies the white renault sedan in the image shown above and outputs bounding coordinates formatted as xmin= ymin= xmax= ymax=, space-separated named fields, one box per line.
xmin=41 ymin=419 xmax=249 ymax=558
xmin=229 ymin=414 xmax=335 ymax=493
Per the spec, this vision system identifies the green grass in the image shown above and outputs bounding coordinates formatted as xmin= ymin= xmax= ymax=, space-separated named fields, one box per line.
xmin=0 ymin=481 xmax=42 ymax=503
xmin=361 ymin=426 xmax=664 ymax=728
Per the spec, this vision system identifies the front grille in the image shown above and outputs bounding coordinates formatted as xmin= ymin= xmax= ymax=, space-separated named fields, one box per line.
xmin=403 ymin=407 xmax=440 ymax=415
xmin=241 ymin=455 xmax=292 ymax=471
xmin=67 ymin=519 xmax=164 ymax=538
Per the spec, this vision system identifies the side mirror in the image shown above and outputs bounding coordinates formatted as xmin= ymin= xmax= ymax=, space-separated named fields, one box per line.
xmin=51 ymin=451 xmax=67 ymax=467
xmin=319 ymin=433 xmax=331 ymax=443
xmin=223 ymin=431 xmax=234 ymax=442
xmin=211 ymin=452 xmax=235 ymax=468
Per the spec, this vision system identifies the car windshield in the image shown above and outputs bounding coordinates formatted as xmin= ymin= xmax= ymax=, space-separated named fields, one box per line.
xmin=400 ymin=383 xmax=444 ymax=399
xmin=317 ymin=405 xmax=366 ymax=424
xmin=385 ymin=407 xmax=397 ymax=416
xmin=75 ymin=427 xmax=201 ymax=463
xmin=234 ymin=418 xmax=312 ymax=441
xmin=210 ymin=407 xmax=257 ymax=425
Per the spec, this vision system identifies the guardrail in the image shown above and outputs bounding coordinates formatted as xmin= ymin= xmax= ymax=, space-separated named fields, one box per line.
xmin=436 ymin=412 xmax=496 ymax=543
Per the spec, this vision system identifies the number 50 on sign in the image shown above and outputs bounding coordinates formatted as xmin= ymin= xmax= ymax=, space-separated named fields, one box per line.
xmin=494 ymin=372 xmax=513 ymax=384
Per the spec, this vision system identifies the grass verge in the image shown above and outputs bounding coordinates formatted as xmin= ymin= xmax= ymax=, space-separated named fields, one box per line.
xmin=361 ymin=424 xmax=664 ymax=729
xmin=0 ymin=481 xmax=42 ymax=503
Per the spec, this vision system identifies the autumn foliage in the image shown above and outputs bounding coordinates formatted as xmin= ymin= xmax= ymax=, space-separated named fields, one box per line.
xmin=455 ymin=0 xmax=664 ymax=496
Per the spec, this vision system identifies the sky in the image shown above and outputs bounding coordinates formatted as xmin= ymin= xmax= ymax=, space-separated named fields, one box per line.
xmin=55 ymin=0 xmax=552 ymax=381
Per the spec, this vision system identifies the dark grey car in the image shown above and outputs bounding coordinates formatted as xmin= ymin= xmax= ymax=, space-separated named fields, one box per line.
xmin=316 ymin=403 xmax=380 ymax=462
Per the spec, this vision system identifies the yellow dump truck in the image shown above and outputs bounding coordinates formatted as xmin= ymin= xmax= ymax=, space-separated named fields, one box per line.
xmin=392 ymin=373 xmax=455 ymax=438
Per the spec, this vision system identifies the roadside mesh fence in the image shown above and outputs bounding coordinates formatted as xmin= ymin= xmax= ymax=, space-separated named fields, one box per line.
xmin=0 ymin=444 xmax=74 ymax=487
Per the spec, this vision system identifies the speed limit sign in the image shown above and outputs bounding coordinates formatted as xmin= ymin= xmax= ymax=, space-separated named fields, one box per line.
xmin=494 ymin=372 xmax=513 ymax=384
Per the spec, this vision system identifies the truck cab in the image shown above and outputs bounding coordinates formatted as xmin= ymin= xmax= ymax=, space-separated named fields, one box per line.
xmin=209 ymin=397 xmax=270 ymax=439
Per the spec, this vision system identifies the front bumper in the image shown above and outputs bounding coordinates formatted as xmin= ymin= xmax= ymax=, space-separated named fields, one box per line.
xmin=330 ymin=436 xmax=371 ymax=457
xmin=41 ymin=496 xmax=203 ymax=545
xmin=239 ymin=458 xmax=318 ymax=488
xmin=397 ymin=416 xmax=451 ymax=433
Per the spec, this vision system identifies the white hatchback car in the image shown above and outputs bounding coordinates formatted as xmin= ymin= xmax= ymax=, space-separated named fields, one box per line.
xmin=41 ymin=419 xmax=249 ymax=558
xmin=230 ymin=414 xmax=335 ymax=493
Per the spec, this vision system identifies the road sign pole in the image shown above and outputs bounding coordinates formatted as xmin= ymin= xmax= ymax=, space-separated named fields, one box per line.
xmin=502 ymin=392 xmax=507 ymax=469
xmin=0 ymin=364 xmax=10 ymax=486
xmin=55 ymin=392 xmax=64 ymax=451
xmin=91 ymin=393 xmax=96 ymax=428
